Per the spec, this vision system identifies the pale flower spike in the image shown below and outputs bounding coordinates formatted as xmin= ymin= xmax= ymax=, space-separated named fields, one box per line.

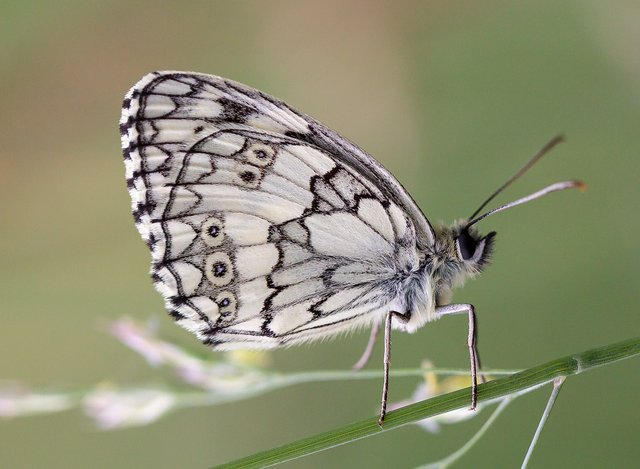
xmin=108 ymin=318 xmax=271 ymax=393
xmin=0 ymin=384 xmax=73 ymax=419
xmin=83 ymin=388 xmax=176 ymax=430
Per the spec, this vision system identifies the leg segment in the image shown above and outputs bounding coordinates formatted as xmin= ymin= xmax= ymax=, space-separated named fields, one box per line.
xmin=434 ymin=303 xmax=479 ymax=409
xmin=378 ymin=310 xmax=409 ymax=426
xmin=352 ymin=322 xmax=381 ymax=371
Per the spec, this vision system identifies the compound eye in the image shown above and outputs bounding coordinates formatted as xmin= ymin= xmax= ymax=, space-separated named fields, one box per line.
xmin=456 ymin=230 xmax=477 ymax=261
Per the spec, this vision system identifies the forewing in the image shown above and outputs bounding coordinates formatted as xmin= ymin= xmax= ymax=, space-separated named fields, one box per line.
xmin=120 ymin=71 xmax=423 ymax=349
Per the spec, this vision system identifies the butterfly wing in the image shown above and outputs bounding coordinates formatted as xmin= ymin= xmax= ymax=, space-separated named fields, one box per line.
xmin=120 ymin=71 xmax=431 ymax=349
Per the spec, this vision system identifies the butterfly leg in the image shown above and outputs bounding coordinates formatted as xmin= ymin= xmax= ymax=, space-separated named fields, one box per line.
xmin=434 ymin=303 xmax=479 ymax=410
xmin=352 ymin=323 xmax=381 ymax=371
xmin=378 ymin=310 xmax=410 ymax=426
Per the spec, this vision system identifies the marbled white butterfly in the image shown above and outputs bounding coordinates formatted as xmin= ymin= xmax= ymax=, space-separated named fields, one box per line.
xmin=120 ymin=71 xmax=582 ymax=424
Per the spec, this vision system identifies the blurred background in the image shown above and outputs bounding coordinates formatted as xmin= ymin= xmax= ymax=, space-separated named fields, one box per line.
xmin=2 ymin=1 xmax=639 ymax=467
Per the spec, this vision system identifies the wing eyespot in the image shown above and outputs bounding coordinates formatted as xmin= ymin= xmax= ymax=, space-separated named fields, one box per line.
xmin=244 ymin=143 xmax=276 ymax=167
xmin=240 ymin=170 xmax=256 ymax=182
xmin=233 ymin=163 xmax=262 ymax=188
xmin=215 ymin=290 xmax=237 ymax=322
xmin=201 ymin=217 xmax=225 ymax=247
xmin=205 ymin=252 xmax=234 ymax=286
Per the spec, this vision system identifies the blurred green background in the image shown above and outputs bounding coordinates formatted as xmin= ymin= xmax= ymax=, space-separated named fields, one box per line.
xmin=2 ymin=1 xmax=639 ymax=467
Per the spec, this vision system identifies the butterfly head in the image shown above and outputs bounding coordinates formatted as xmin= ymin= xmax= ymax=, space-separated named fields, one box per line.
xmin=427 ymin=221 xmax=496 ymax=305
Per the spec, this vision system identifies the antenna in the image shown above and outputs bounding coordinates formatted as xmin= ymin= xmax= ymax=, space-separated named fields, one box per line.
xmin=467 ymin=135 xmax=566 ymax=221
xmin=466 ymin=180 xmax=585 ymax=229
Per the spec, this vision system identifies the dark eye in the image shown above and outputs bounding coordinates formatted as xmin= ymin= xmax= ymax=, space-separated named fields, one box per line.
xmin=456 ymin=230 xmax=477 ymax=261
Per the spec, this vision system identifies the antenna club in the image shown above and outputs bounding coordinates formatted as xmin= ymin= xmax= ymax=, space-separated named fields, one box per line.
xmin=575 ymin=180 xmax=587 ymax=192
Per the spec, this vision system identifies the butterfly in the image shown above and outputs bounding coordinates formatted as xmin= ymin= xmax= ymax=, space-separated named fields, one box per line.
xmin=119 ymin=71 xmax=582 ymax=424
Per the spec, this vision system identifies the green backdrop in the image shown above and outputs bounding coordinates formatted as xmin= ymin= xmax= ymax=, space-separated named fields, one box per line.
xmin=2 ymin=1 xmax=639 ymax=467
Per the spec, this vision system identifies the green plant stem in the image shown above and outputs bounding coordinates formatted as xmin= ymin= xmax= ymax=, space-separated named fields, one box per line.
xmin=213 ymin=337 xmax=640 ymax=469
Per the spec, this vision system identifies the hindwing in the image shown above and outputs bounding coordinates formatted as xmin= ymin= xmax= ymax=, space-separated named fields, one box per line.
xmin=120 ymin=71 xmax=429 ymax=348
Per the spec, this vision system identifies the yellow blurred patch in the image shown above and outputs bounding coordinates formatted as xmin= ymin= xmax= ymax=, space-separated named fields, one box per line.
xmin=225 ymin=350 xmax=271 ymax=368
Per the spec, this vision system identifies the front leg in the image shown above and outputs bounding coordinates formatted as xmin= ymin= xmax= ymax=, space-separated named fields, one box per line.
xmin=434 ymin=303 xmax=480 ymax=409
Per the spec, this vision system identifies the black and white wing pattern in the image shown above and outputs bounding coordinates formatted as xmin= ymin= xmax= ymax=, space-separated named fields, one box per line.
xmin=120 ymin=71 xmax=435 ymax=349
